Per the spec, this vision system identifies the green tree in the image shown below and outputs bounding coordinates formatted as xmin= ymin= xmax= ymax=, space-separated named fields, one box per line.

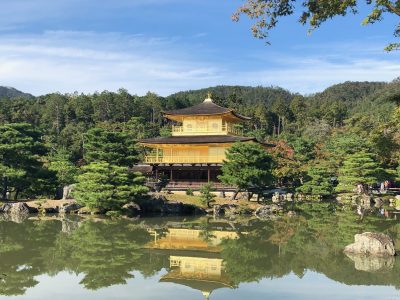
xmin=297 ymin=162 xmax=335 ymax=196
xmin=73 ymin=162 xmax=148 ymax=211
xmin=323 ymin=132 xmax=371 ymax=172
xmin=219 ymin=142 xmax=274 ymax=200
xmin=269 ymin=140 xmax=303 ymax=187
xmin=397 ymin=164 xmax=400 ymax=181
xmin=84 ymin=127 xmax=138 ymax=167
xmin=41 ymin=93 xmax=67 ymax=135
xmin=0 ymin=123 xmax=49 ymax=200
xmin=336 ymin=152 xmax=383 ymax=193
xmin=199 ymin=183 xmax=216 ymax=208
xmin=233 ymin=0 xmax=400 ymax=51
xmin=48 ymin=150 xmax=78 ymax=198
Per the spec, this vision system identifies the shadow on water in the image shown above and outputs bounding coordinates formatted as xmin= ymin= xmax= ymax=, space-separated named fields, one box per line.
xmin=0 ymin=202 xmax=399 ymax=298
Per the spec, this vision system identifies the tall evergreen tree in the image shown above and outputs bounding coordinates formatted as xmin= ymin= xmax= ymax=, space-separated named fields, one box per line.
xmin=48 ymin=150 xmax=78 ymax=188
xmin=73 ymin=162 xmax=148 ymax=211
xmin=84 ymin=127 xmax=138 ymax=167
xmin=336 ymin=152 xmax=383 ymax=193
xmin=219 ymin=142 xmax=274 ymax=200
xmin=297 ymin=163 xmax=335 ymax=196
xmin=0 ymin=123 xmax=50 ymax=199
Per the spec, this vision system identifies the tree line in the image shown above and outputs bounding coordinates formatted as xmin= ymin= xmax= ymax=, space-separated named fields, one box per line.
xmin=0 ymin=79 xmax=399 ymax=208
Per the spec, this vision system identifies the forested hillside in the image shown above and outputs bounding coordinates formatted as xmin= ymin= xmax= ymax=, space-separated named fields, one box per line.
xmin=0 ymin=87 xmax=33 ymax=99
xmin=0 ymin=79 xmax=399 ymax=200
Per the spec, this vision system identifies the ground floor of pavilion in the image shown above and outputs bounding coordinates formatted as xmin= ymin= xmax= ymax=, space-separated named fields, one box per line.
xmin=134 ymin=164 xmax=236 ymax=191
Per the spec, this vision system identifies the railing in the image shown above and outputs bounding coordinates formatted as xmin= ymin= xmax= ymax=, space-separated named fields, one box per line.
xmin=166 ymin=181 xmax=237 ymax=190
xmin=171 ymin=124 xmax=243 ymax=136
xmin=144 ymin=155 xmax=225 ymax=164
xmin=225 ymin=124 xmax=243 ymax=136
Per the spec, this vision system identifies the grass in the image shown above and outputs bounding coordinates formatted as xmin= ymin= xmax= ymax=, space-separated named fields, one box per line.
xmin=164 ymin=193 xmax=263 ymax=210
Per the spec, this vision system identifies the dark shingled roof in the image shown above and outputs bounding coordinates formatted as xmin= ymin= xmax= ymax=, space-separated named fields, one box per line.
xmin=129 ymin=164 xmax=153 ymax=174
xmin=164 ymin=101 xmax=251 ymax=120
xmin=139 ymin=135 xmax=257 ymax=145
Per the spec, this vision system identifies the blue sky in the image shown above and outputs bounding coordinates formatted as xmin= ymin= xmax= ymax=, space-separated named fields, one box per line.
xmin=0 ymin=0 xmax=399 ymax=96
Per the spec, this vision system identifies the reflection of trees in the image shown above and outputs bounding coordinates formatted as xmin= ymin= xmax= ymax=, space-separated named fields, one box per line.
xmin=221 ymin=203 xmax=400 ymax=288
xmin=198 ymin=219 xmax=216 ymax=244
xmin=0 ymin=220 xmax=61 ymax=295
xmin=0 ymin=218 xmax=158 ymax=295
xmin=53 ymin=220 xmax=152 ymax=289
xmin=0 ymin=205 xmax=399 ymax=296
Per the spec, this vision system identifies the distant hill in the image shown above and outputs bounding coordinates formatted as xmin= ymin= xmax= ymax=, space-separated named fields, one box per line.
xmin=311 ymin=81 xmax=386 ymax=103
xmin=166 ymin=85 xmax=294 ymax=110
xmin=0 ymin=86 xmax=34 ymax=99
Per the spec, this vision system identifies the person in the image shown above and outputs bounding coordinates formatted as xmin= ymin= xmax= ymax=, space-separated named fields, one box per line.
xmin=357 ymin=183 xmax=364 ymax=194
xmin=384 ymin=180 xmax=391 ymax=190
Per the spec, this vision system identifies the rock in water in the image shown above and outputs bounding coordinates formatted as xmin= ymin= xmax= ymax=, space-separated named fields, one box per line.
xmin=344 ymin=232 xmax=396 ymax=256
xmin=122 ymin=202 xmax=141 ymax=216
xmin=9 ymin=203 xmax=30 ymax=216
xmin=59 ymin=202 xmax=82 ymax=214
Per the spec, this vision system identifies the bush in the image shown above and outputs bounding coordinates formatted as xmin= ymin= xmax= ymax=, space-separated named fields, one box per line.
xmin=186 ymin=188 xmax=194 ymax=196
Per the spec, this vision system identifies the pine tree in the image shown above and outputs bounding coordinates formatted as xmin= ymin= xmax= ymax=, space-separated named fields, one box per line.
xmin=219 ymin=142 xmax=274 ymax=199
xmin=397 ymin=164 xmax=400 ymax=181
xmin=0 ymin=123 xmax=51 ymax=200
xmin=199 ymin=183 xmax=216 ymax=208
xmin=297 ymin=163 xmax=334 ymax=196
xmin=84 ymin=127 xmax=138 ymax=167
xmin=48 ymin=150 xmax=78 ymax=187
xmin=335 ymin=152 xmax=382 ymax=193
xmin=73 ymin=162 xmax=148 ymax=211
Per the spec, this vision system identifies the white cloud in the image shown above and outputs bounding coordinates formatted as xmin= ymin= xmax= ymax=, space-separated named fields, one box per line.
xmin=0 ymin=31 xmax=221 ymax=96
xmin=0 ymin=30 xmax=399 ymax=96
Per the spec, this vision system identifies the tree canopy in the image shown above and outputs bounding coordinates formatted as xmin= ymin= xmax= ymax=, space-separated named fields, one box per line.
xmin=233 ymin=0 xmax=400 ymax=51
xmin=73 ymin=162 xmax=148 ymax=211
xmin=219 ymin=142 xmax=274 ymax=198
xmin=336 ymin=152 xmax=383 ymax=192
xmin=0 ymin=123 xmax=53 ymax=200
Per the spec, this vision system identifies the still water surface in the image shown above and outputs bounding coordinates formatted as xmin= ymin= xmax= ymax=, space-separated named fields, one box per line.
xmin=0 ymin=203 xmax=399 ymax=300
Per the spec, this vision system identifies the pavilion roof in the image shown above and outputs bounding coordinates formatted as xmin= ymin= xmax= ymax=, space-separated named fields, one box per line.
xmin=138 ymin=135 xmax=256 ymax=145
xmin=163 ymin=96 xmax=251 ymax=121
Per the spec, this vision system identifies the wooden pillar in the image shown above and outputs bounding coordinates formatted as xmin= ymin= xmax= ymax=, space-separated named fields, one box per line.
xmin=207 ymin=168 xmax=211 ymax=183
xmin=156 ymin=148 xmax=159 ymax=162
xmin=155 ymin=168 xmax=158 ymax=180
xmin=170 ymin=169 xmax=173 ymax=181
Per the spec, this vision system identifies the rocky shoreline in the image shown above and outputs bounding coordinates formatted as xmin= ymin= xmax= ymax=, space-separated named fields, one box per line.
xmin=1 ymin=192 xmax=398 ymax=222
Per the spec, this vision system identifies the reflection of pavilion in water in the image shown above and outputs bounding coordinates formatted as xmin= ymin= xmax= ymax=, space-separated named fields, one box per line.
xmin=146 ymin=224 xmax=240 ymax=299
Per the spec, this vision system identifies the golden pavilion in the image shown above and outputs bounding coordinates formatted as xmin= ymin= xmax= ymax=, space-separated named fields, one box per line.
xmin=139 ymin=94 xmax=262 ymax=190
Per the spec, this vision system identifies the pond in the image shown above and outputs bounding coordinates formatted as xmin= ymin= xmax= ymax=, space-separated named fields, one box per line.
xmin=0 ymin=203 xmax=399 ymax=300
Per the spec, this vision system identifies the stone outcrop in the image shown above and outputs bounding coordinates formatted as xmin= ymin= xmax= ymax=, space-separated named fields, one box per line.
xmin=62 ymin=184 xmax=76 ymax=200
xmin=344 ymin=232 xmax=396 ymax=256
xmin=211 ymin=204 xmax=250 ymax=217
xmin=59 ymin=202 xmax=82 ymax=214
xmin=122 ymin=202 xmax=141 ymax=216
xmin=0 ymin=202 xmax=37 ymax=222
xmin=2 ymin=202 xmax=35 ymax=215
xmin=254 ymin=204 xmax=283 ymax=219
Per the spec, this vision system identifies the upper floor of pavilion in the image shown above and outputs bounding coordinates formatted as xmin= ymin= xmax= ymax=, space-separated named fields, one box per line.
xmin=163 ymin=94 xmax=250 ymax=136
